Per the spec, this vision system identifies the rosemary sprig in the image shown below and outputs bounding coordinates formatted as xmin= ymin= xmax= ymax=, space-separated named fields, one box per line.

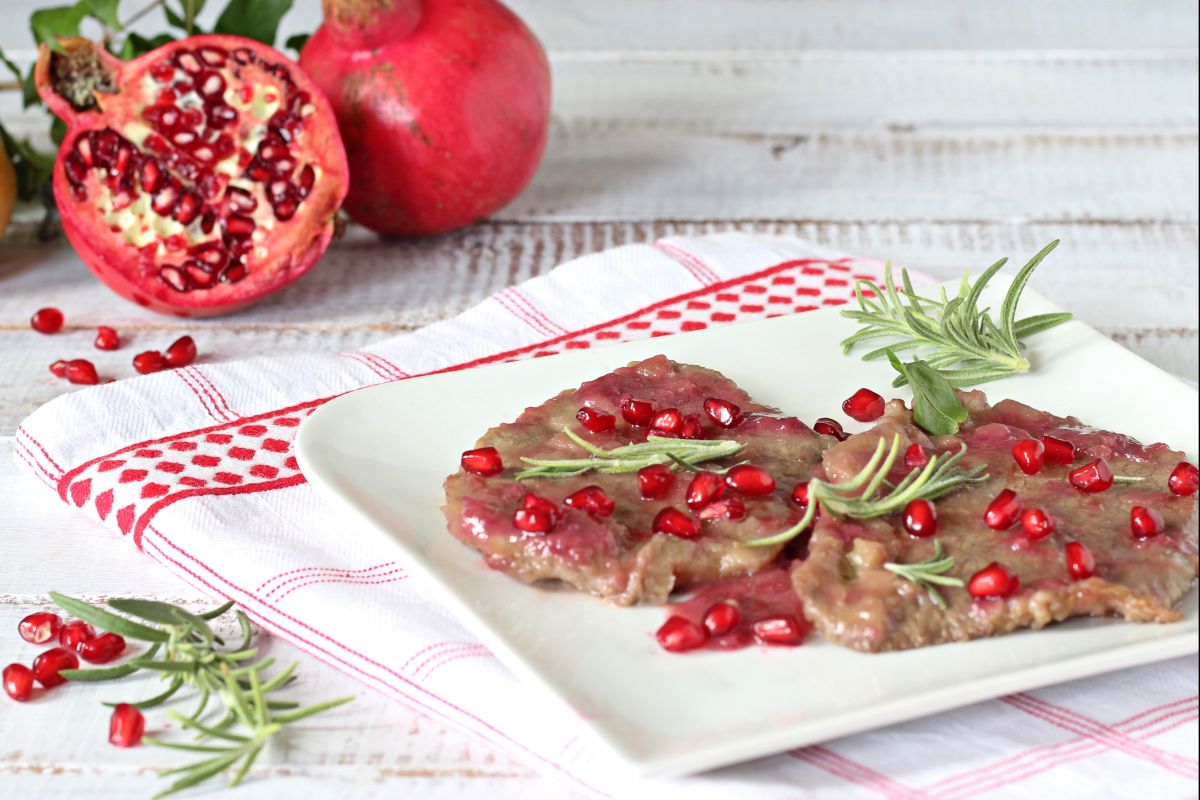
xmin=744 ymin=434 xmax=989 ymax=547
xmin=515 ymin=427 xmax=743 ymax=480
xmin=50 ymin=593 xmax=352 ymax=798
xmin=882 ymin=541 xmax=965 ymax=610
xmin=841 ymin=240 xmax=1073 ymax=387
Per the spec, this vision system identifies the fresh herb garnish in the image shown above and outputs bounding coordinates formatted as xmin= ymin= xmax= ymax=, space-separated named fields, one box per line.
xmin=882 ymin=541 xmax=964 ymax=610
xmin=515 ymin=427 xmax=744 ymax=480
xmin=841 ymin=240 xmax=1073 ymax=387
xmin=887 ymin=351 xmax=968 ymax=435
xmin=50 ymin=593 xmax=352 ymax=798
xmin=745 ymin=434 xmax=988 ymax=547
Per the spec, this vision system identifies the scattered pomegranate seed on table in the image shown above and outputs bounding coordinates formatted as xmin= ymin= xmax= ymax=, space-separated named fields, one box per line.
xmin=31 ymin=647 xmax=79 ymax=688
xmin=108 ymin=703 xmax=146 ymax=747
xmin=984 ymin=489 xmax=1024 ymax=530
xmin=968 ymin=563 xmax=1020 ymax=599
xmin=703 ymin=397 xmax=744 ymax=428
xmin=724 ymin=464 xmax=776 ymax=496
xmin=813 ymin=417 xmax=848 ymax=441
xmin=164 ymin=335 xmax=198 ymax=368
xmin=94 ymin=325 xmax=121 ymax=350
xmin=619 ymin=396 xmax=654 ymax=426
xmin=1041 ymin=435 xmax=1076 ymax=466
xmin=133 ymin=350 xmax=168 ymax=375
xmin=702 ymin=602 xmax=740 ymax=636
xmin=842 ymin=388 xmax=885 ymax=422
xmin=79 ymin=632 xmax=127 ymax=664
xmin=563 ymin=485 xmax=615 ymax=518
xmin=656 ymin=616 xmax=708 ymax=652
xmin=576 ymin=406 xmax=615 ymax=434
xmin=1064 ymin=541 xmax=1096 ymax=580
xmin=58 ymin=620 xmax=96 ymax=650
xmin=637 ymin=464 xmax=674 ymax=499
xmin=904 ymin=443 xmax=928 ymax=469
xmin=1130 ymin=506 xmax=1165 ymax=539
xmin=30 ymin=307 xmax=64 ymax=334
xmin=649 ymin=408 xmax=683 ymax=435
xmin=18 ymin=612 xmax=62 ymax=644
xmin=461 ymin=447 xmax=503 ymax=476
xmin=751 ymin=614 xmax=809 ymax=646
xmin=3 ymin=664 xmax=36 ymax=702
xmin=653 ymin=507 xmax=702 ymax=539
xmin=1011 ymin=439 xmax=1045 ymax=475
xmin=1020 ymin=507 xmax=1057 ymax=541
xmin=685 ymin=471 xmax=725 ymax=510
xmin=1168 ymin=461 xmax=1199 ymax=496
xmin=1069 ymin=459 xmax=1114 ymax=493
xmin=65 ymin=359 xmax=100 ymax=385
xmin=902 ymin=499 xmax=938 ymax=537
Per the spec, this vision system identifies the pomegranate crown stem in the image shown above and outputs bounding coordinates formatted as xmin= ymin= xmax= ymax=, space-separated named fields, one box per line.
xmin=515 ymin=427 xmax=744 ymax=480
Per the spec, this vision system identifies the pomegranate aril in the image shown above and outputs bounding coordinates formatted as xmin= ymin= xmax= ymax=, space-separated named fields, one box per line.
xmin=790 ymin=481 xmax=810 ymax=508
xmin=619 ymin=396 xmax=654 ymax=426
xmin=151 ymin=183 xmax=179 ymax=216
xmin=175 ymin=50 xmax=202 ymax=74
xmin=164 ymin=335 xmax=198 ymax=368
xmin=59 ymin=620 xmax=96 ymax=650
xmin=813 ymin=417 xmax=847 ymax=441
xmin=522 ymin=492 xmax=559 ymax=519
xmin=461 ymin=447 xmax=503 ymax=476
xmin=637 ymin=464 xmax=675 ymax=499
xmin=1020 ymin=507 xmax=1056 ymax=540
xmin=679 ymin=414 xmax=705 ymax=440
xmin=94 ymin=325 xmax=121 ymax=351
xmin=222 ymin=263 xmax=248 ymax=283
xmin=842 ymin=387 xmax=885 ymax=422
xmin=1041 ymin=435 xmax=1076 ymax=466
xmin=968 ymin=563 xmax=1020 ymax=599
xmin=133 ymin=350 xmax=167 ymax=374
xmin=652 ymin=507 xmax=702 ymax=539
xmin=139 ymin=158 xmax=164 ymax=193
xmin=1069 ymin=459 xmax=1114 ymax=493
xmin=1168 ymin=462 xmax=1199 ymax=496
xmin=1130 ymin=506 xmax=1165 ymax=539
xmin=32 ymin=647 xmax=79 ymax=688
xmin=3 ymin=664 xmax=36 ymax=702
xmin=703 ymin=397 xmax=744 ymax=428
xmin=65 ymin=150 xmax=87 ymax=183
xmin=197 ymin=45 xmax=228 ymax=66
xmin=149 ymin=60 xmax=175 ymax=81
xmin=984 ymin=489 xmax=1023 ymax=530
xmin=512 ymin=507 xmax=554 ymax=534
xmin=902 ymin=499 xmax=938 ymax=538
xmin=225 ymin=185 xmax=258 ymax=212
xmin=174 ymin=193 xmax=202 ymax=225
xmin=109 ymin=704 xmax=146 ymax=747
xmin=224 ymin=214 xmax=256 ymax=237
xmin=751 ymin=614 xmax=809 ymax=646
xmin=274 ymin=199 xmax=298 ymax=221
xmin=298 ymin=165 xmax=316 ymax=196
xmin=1011 ymin=439 xmax=1045 ymax=475
xmin=160 ymin=266 xmax=190 ymax=292
xmin=904 ymin=443 xmax=928 ymax=469
xmin=656 ymin=616 xmax=708 ymax=652
xmin=18 ymin=612 xmax=62 ymax=644
xmin=576 ymin=406 xmax=616 ymax=434
xmin=725 ymin=464 xmax=776 ymax=497
xmin=649 ymin=408 xmax=683 ymax=435
xmin=686 ymin=471 xmax=725 ymax=511
xmin=196 ymin=69 xmax=226 ymax=98
xmin=80 ymin=632 xmax=127 ymax=664
xmin=31 ymin=307 xmax=65 ymax=334
xmin=232 ymin=47 xmax=257 ymax=65
xmin=65 ymin=359 xmax=100 ymax=385
xmin=563 ymin=486 xmax=615 ymax=518
xmin=698 ymin=496 xmax=746 ymax=521
xmin=50 ymin=359 xmax=69 ymax=378
xmin=703 ymin=601 xmax=740 ymax=636
xmin=1064 ymin=541 xmax=1096 ymax=581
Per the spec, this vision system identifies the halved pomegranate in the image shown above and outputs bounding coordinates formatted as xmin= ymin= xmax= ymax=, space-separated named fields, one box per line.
xmin=36 ymin=36 xmax=348 ymax=317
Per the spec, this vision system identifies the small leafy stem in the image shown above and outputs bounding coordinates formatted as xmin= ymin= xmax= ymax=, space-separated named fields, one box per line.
xmin=744 ymin=434 xmax=989 ymax=547
xmin=50 ymin=592 xmax=352 ymax=798
xmin=882 ymin=541 xmax=964 ymax=610
xmin=515 ymin=427 xmax=744 ymax=480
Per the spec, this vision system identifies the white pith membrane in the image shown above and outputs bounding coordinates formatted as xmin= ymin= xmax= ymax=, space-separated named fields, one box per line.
xmin=62 ymin=44 xmax=325 ymax=294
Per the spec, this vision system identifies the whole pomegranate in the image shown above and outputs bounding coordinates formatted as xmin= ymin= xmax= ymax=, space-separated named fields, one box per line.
xmin=36 ymin=36 xmax=349 ymax=316
xmin=301 ymin=0 xmax=551 ymax=236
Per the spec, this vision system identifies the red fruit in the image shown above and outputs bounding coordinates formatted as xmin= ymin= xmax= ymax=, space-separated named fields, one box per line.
xmin=790 ymin=481 xmax=810 ymax=508
xmin=576 ymin=406 xmax=615 ymax=434
xmin=1012 ymin=439 xmax=1045 ymax=475
xmin=968 ymin=563 xmax=1020 ymax=599
xmin=904 ymin=443 xmax=928 ymax=469
xmin=842 ymin=388 xmax=885 ymax=422
xmin=563 ymin=485 xmax=615 ymax=518
xmin=703 ymin=397 xmax=744 ymax=428
xmin=79 ymin=632 xmax=127 ymax=664
xmin=725 ymin=464 xmax=776 ymax=497
xmin=813 ymin=417 xmax=848 ymax=441
xmin=697 ymin=497 xmax=746 ymax=521
xmin=637 ymin=464 xmax=675 ymax=499
xmin=1041 ymin=435 xmax=1076 ymax=466
xmin=1020 ymin=507 xmax=1057 ymax=541
xmin=984 ymin=489 xmax=1024 ymax=530
xmin=678 ymin=414 xmax=705 ymax=440
xmin=512 ymin=495 xmax=557 ymax=534
xmin=133 ymin=350 xmax=167 ymax=374
xmin=619 ymin=396 xmax=654 ymax=426
xmin=685 ymin=471 xmax=725 ymax=510
xmin=59 ymin=620 xmax=96 ymax=650
xmin=31 ymin=307 xmax=65 ymax=333
xmin=18 ymin=612 xmax=62 ymax=644
xmin=1130 ymin=506 xmax=1165 ymax=539
xmin=50 ymin=359 xmax=70 ymax=377
xmin=109 ymin=703 xmax=146 ymax=747
xmin=1168 ymin=461 xmax=1199 ymax=496
xmin=461 ymin=447 xmax=503 ymax=476
xmin=1064 ymin=541 xmax=1096 ymax=581
xmin=902 ymin=499 xmax=938 ymax=538
xmin=164 ymin=335 xmax=198 ymax=367
xmin=649 ymin=408 xmax=683 ymax=436
xmin=300 ymin=0 xmax=550 ymax=236
xmin=65 ymin=359 xmax=100 ymax=385
xmin=751 ymin=614 xmax=809 ymax=646
xmin=521 ymin=492 xmax=558 ymax=518
xmin=94 ymin=325 xmax=121 ymax=350
xmin=702 ymin=601 xmax=740 ymax=636
xmin=3 ymin=664 xmax=36 ymax=702
xmin=1069 ymin=459 xmax=1114 ymax=493
xmin=652 ymin=507 xmax=701 ymax=539
xmin=656 ymin=616 xmax=708 ymax=652
xmin=36 ymin=35 xmax=348 ymax=316
xmin=32 ymin=647 xmax=79 ymax=688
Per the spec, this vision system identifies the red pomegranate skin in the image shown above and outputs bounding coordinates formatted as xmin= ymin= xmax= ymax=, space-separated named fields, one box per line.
xmin=301 ymin=0 xmax=552 ymax=236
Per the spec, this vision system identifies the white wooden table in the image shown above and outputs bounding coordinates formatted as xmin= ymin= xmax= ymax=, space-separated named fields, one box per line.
xmin=1 ymin=1 xmax=1196 ymax=797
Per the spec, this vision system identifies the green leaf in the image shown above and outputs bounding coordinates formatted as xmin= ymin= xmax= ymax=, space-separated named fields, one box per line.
xmin=120 ymin=32 xmax=176 ymax=59
xmin=999 ymin=239 xmax=1059 ymax=348
xmin=284 ymin=32 xmax=309 ymax=54
xmin=108 ymin=598 xmax=212 ymax=633
xmin=0 ymin=125 xmax=56 ymax=201
xmin=0 ymin=49 xmax=22 ymax=81
xmin=889 ymin=352 xmax=968 ymax=436
xmin=50 ymin=592 xmax=171 ymax=642
xmin=30 ymin=2 xmax=90 ymax=46
xmin=59 ymin=662 xmax=143 ymax=681
xmin=91 ymin=0 xmax=123 ymax=30
xmin=214 ymin=0 xmax=293 ymax=45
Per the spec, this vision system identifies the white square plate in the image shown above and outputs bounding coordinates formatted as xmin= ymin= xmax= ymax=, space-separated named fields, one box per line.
xmin=296 ymin=275 xmax=1198 ymax=777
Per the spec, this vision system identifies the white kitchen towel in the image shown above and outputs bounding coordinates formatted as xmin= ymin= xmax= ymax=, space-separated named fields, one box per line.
xmin=15 ymin=233 xmax=1198 ymax=799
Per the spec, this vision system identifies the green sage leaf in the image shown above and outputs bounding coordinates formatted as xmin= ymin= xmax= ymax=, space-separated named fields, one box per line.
xmin=887 ymin=352 xmax=967 ymax=436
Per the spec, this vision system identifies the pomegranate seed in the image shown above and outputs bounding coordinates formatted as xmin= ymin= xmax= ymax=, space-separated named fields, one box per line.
xmin=697 ymin=497 xmax=746 ymax=521
xmin=133 ymin=350 xmax=167 ymax=374
xmin=656 ymin=616 xmax=708 ymax=652
xmin=65 ymin=359 xmax=100 ymax=385
xmin=512 ymin=499 xmax=556 ymax=534
xmin=904 ymin=443 xmax=928 ymax=469
xmin=522 ymin=492 xmax=559 ymax=518
xmin=702 ymin=601 xmax=740 ymax=636
xmin=703 ymin=397 xmax=744 ymax=428
xmin=1041 ymin=435 xmax=1076 ymax=466
xmin=650 ymin=408 xmax=683 ymax=435
xmin=59 ymin=620 xmax=96 ymax=650
xmin=813 ymin=417 xmax=848 ymax=441
xmin=678 ymin=414 xmax=705 ymax=440
xmin=1069 ymin=459 xmax=1114 ymax=493
xmin=902 ymin=499 xmax=938 ymax=538
xmin=751 ymin=614 xmax=809 ymax=646
xmin=461 ymin=447 xmax=503 ymax=476
xmin=3 ymin=664 xmax=36 ymax=702
xmin=1064 ymin=541 xmax=1096 ymax=581
xmin=653 ymin=507 xmax=702 ymax=539
xmin=1011 ymin=439 xmax=1045 ymax=475
xmin=50 ymin=359 xmax=69 ymax=378
xmin=31 ymin=307 xmax=65 ymax=334
xmin=109 ymin=703 xmax=146 ymax=747
xmin=725 ymin=464 xmax=775 ymax=497
xmin=576 ymin=406 xmax=616 ymax=434
xmin=1168 ymin=462 xmax=1199 ymax=496
xmin=94 ymin=325 xmax=121 ymax=351
xmin=18 ymin=612 xmax=62 ymax=644
xmin=164 ymin=335 xmax=198 ymax=368
xmin=790 ymin=482 xmax=810 ymax=508
xmin=620 ymin=396 xmax=654 ymax=426
xmin=968 ymin=563 xmax=1020 ymax=599
xmin=842 ymin=388 xmax=885 ymax=422
xmin=685 ymin=471 xmax=725 ymax=510
xmin=1020 ymin=507 xmax=1056 ymax=541
xmin=1130 ymin=506 xmax=1165 ymax=539
xmin=79 ymin=632 xmax=126 ymax=664
xmin=563 ymin=486 xmax=615 ymax=518
xmin=32 ymin=647 xmax=79 ymax=688
xmin=984 ymin=489 xmax=1024 ymax=530
xmin=637 ymin=464 xmax=675 ymax=499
